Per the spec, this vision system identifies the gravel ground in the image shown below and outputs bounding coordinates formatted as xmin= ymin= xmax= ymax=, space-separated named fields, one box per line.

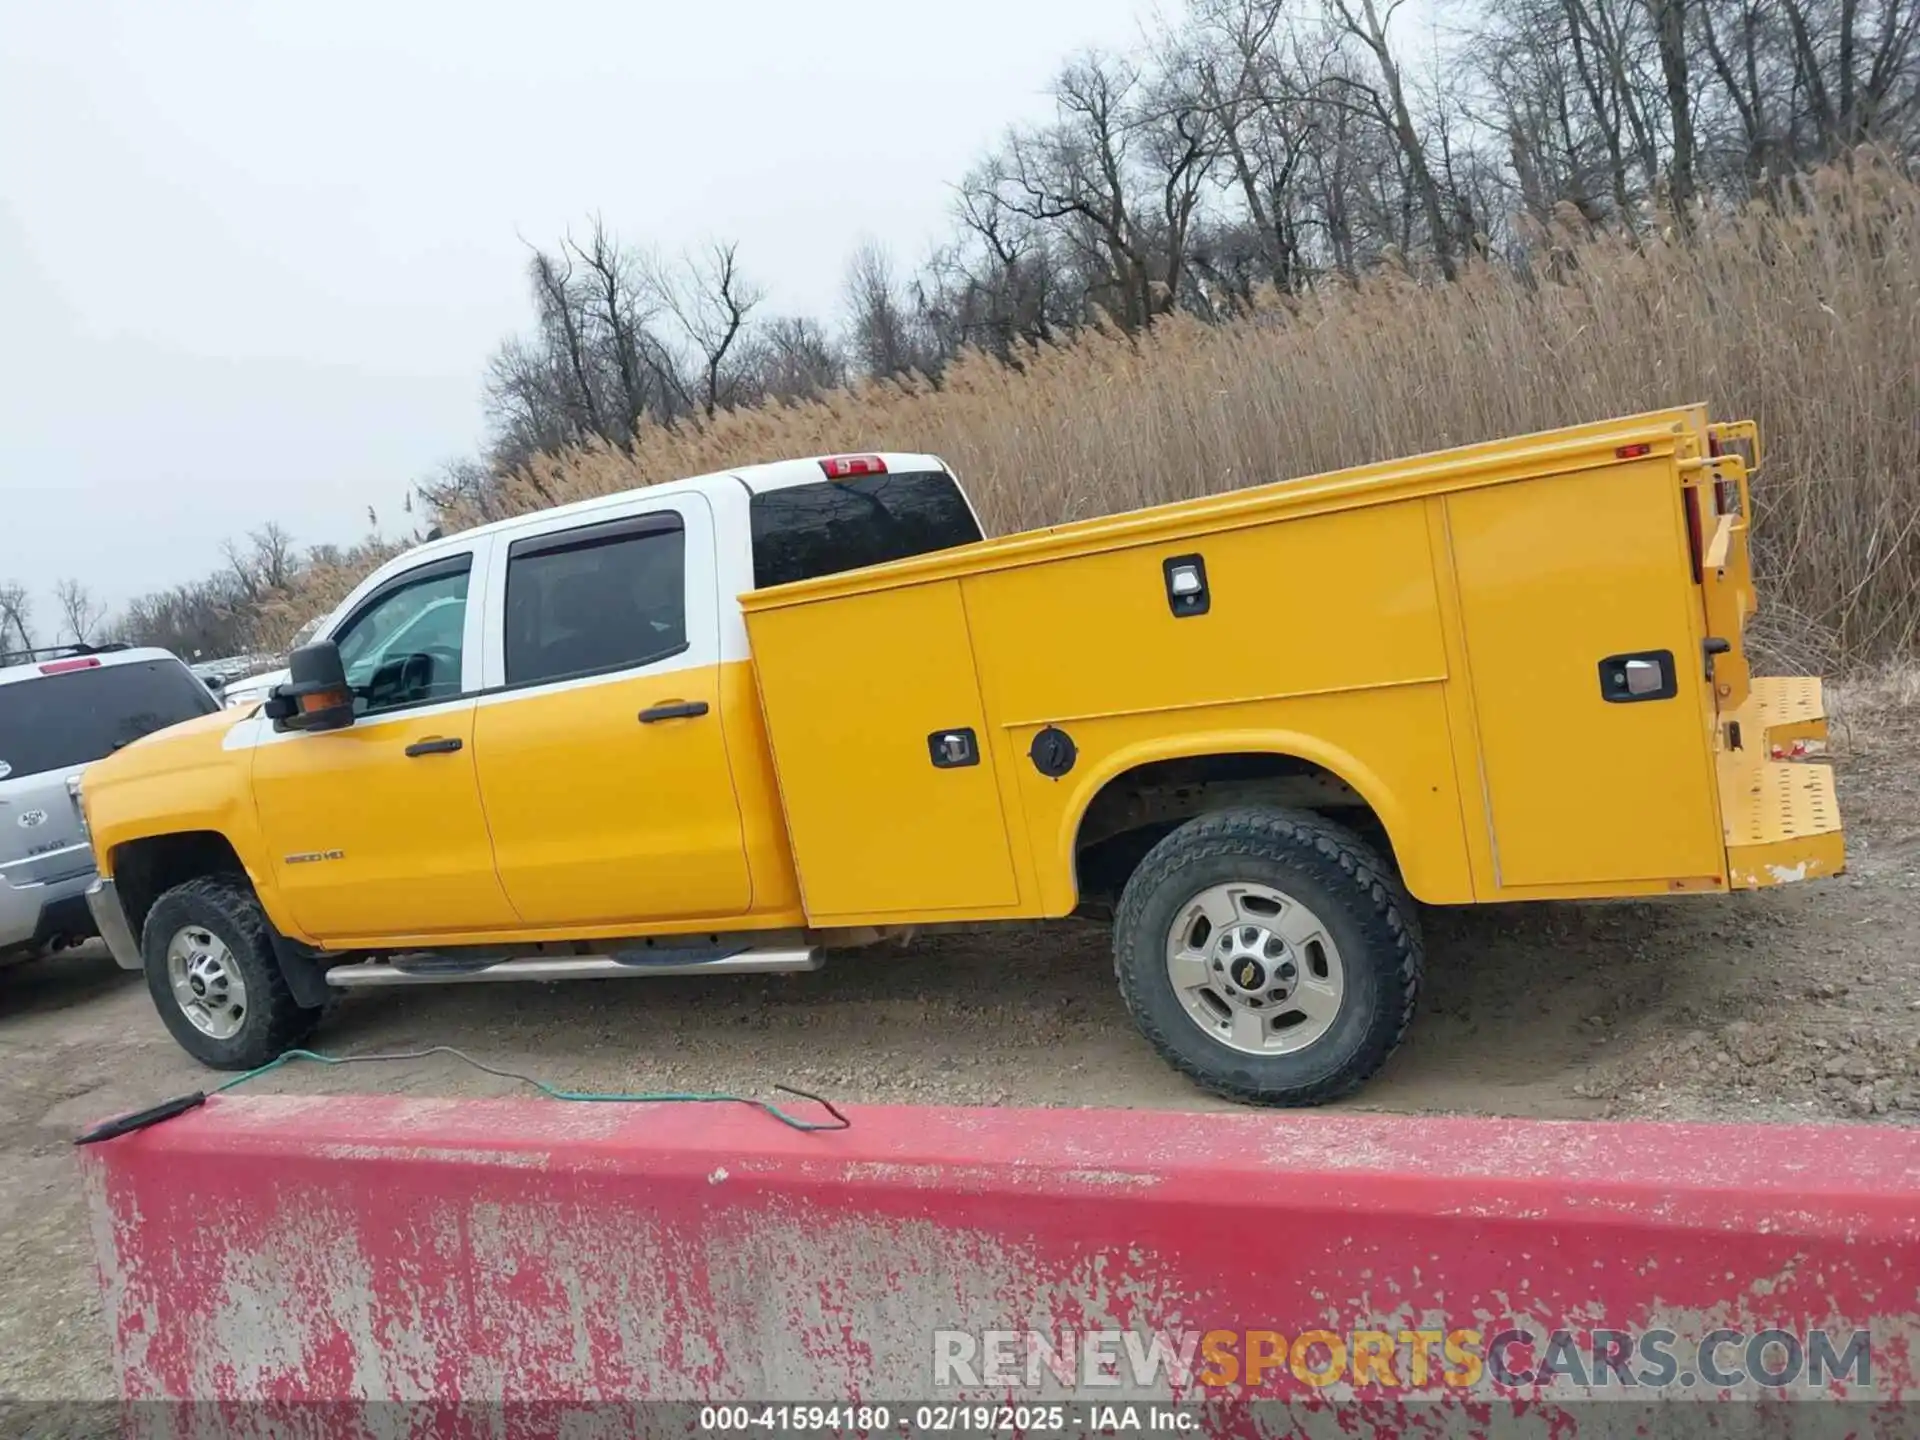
xmin=2 ymin=674 xmax=1916 ymax=1401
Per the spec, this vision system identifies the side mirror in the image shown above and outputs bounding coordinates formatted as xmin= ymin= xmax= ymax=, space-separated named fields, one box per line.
xmin=263 ymin=641 xmax=356 ymax=733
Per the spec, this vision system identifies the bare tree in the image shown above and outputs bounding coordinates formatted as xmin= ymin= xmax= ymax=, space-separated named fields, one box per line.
xmin=748 ymin=316 xmax=850 ymax=399
xmin=404 ymin=0 xmax=1920 ymax=540
xmin=1691 ymin=0 xmax=1920 ymax=186
xmin=567 ymin=217 xmax=657 ymax=438
xmin=975 ymin=51 xmax=1220 ymax=333
xmin=1187 ymin=0 xmax=1322 ymax=296
xmin=53 ymin=579 xmax=104 ymax=645
xmin=222 ymin=523 xmax=297 ymax=606
xmin=531 ymin=246 xmax=605 ymax=437
xmin=845 ymin=240 xmax=929 ymax=379
xmin=1643 ymin=0 xmax=1697 ymax=224
xmin=0 ymin=582 xmax=34 ymax=657
xmin=652 ymin=242 xmax=765 ymax=418
xmin=942 ymin=176 xmax=1072 ymax=355
xmin=1326 ymin=0 xmax=1461 ymax=278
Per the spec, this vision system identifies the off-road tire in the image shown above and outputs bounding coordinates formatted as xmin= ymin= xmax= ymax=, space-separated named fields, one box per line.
xmin=142 ymin=873 xmax=322 ymax=1070
xmin=1112 ymin=807 xmax=1422 ymax=1106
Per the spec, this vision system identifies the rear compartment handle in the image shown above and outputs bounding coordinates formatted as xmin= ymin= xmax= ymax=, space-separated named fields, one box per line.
xmin=1599 ymin=651 xmax=1677 ymax=703
xmin=1703 ymin=636 xmax=1732 ymax=680
xmin=639 ymin=700 xmax=710 ymax=723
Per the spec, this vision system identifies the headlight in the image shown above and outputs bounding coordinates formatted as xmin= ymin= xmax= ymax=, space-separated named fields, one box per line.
xmin=66 ymin=773 xmax=90 ymax=840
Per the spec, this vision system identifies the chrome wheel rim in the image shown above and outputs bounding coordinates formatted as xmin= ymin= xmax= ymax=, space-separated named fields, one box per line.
xmin=166 ymin=925 xmax=248 ymax=1040
xmin=1164 ymin=882 xmax=1345 ymax=1056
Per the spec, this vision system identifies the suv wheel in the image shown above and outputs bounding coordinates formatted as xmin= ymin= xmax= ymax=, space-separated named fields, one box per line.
xmin=142 ymin=874 xmax=322 ymax=1069
xmin=1112 ymin=807 xmax=1422 ymax=1106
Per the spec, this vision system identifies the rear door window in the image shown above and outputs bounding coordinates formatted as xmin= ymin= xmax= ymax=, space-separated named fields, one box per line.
xmin=0 ymin=659 xmax=220 ymax=779
xmin=504 ymin=512 xmax=688 ymax=688
xmin=749 ymin=470 xmax=982 ymax=589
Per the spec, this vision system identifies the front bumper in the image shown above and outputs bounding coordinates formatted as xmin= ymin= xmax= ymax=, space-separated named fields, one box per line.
xmin=86 ymin=877 xmax=145 ymax=971
xmin=1719 ymin=677 xmax=1845 ymax=888
xmin=0 ymin=868 xmax=97 ymax=954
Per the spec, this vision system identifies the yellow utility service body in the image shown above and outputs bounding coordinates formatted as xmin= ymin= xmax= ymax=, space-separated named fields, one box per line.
xmin=76 ymin=405 xmax=1841 ymax=1101
xmin=744 ymin=406 xmax=1838 ymax=917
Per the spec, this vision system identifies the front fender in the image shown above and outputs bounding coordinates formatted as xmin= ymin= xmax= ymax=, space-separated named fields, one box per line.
xmin=84 ymin=714 xmax=300 ymax=939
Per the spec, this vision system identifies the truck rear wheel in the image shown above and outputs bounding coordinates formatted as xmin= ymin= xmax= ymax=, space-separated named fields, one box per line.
xmin=142 ymin=874 xmax=322 ymax=1070
xmin=1112 ymin=807 xmax=1422 ymax=1106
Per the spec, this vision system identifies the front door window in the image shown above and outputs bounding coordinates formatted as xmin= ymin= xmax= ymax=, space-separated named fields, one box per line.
xmin=332 ymin=564 xmax=470 ymax=715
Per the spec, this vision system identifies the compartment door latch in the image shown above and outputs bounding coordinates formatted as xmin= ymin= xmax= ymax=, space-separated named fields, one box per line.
xmin=1599 ymin=650 xmax=1678 ymax=702
xmin=928 ymin=728 xmax=980 ymax=768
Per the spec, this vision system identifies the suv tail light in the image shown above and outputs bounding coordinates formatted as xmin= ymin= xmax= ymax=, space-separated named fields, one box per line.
xmin=66 ymin=773 xmax=90 ymax=840
xmin=820 ymin=455 xmax=887 ymax=479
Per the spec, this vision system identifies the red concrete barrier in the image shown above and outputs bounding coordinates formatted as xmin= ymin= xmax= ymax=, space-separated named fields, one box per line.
xmin=80 ymin=1097 xmax=1920 ymax=1437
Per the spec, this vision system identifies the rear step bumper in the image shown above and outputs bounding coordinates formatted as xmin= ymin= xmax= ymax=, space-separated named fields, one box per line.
xmin=1719 ymin=677 xmax=1845 ymax=889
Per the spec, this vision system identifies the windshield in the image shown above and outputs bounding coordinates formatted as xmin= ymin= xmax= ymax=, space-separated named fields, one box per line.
xmin=0 ymin=659 xmax=220 ymax=779
xmin=749 ymin=470 xmax=982 ymax=589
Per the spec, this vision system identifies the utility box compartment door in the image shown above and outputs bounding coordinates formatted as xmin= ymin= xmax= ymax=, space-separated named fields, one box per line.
xmin=746 ymin=580 xmax=1020 ymax=919
xmin=1449 ymin=464 xmax=1724 ymax=889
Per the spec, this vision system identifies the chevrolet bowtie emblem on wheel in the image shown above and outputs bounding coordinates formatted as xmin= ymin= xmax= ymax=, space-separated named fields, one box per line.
xmin=1233 ymin=959 xmax=1261 ymax=989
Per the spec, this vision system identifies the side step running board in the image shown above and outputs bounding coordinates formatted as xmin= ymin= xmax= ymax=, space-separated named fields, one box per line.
xmin=325 ymin=948 xmax=821 ymax=989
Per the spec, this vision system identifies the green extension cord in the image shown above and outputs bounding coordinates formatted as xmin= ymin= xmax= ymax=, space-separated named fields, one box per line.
xmin=76 ymin=1044 xmax=850 ymax=1145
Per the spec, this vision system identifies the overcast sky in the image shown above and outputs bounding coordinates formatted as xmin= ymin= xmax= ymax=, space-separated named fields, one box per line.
xmin=0 ymin=0 xmax=1158 ymax=627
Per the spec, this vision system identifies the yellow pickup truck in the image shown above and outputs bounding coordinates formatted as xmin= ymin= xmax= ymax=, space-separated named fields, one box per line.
xmin=77 ymin=406 xmax=1842 ymax=1104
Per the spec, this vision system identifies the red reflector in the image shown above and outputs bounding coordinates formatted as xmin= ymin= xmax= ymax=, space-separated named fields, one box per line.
xmin=1616 ymin=443 xmax=1652 ymax=459
xmin=819 ymin=455 xmax=887 ymax=479
xmin=39 ymin=657 xmax=101 ymax=674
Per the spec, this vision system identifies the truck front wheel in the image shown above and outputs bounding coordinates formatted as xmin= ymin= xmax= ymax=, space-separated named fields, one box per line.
xmin=142 ymin=874 xmax=323 ymax=1070
xmin=1112 ymin=808 xmax=1422 ymax=1106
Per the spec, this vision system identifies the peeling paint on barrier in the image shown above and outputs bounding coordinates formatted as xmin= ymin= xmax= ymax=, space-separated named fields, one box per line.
xmin=78 ymin=1098 xmax=1920 ymax=1437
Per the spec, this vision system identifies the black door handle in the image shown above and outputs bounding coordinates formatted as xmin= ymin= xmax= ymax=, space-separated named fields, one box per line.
xmin=404 ymin=736 xmax=464 ymax=757
xmin=639 ymin=700 xmax=710 ymax=723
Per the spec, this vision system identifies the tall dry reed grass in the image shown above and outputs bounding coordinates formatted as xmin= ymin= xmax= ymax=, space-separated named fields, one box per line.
xmin=302 ymin=160 xmax=1920 ymax=666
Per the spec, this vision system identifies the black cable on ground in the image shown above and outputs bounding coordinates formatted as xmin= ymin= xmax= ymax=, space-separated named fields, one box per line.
xmin=74 ymin=1045 xmax=850 ymax=1145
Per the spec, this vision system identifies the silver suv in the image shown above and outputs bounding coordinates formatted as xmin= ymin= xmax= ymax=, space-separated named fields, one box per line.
xmin=0 ymin=645 xmax=219 ymax=958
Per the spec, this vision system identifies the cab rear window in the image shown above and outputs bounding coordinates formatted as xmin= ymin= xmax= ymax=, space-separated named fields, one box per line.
xmin=749 ymin=470 xmax=982 ymax=589
xmin=0 ymin=660 xmax=218 ymax=779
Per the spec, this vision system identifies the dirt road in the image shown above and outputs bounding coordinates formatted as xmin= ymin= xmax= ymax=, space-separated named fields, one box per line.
xmin=3 ymin=675 xmax=1916 ymax=1402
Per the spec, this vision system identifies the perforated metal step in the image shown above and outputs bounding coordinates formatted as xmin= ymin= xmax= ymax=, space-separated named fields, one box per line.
xmin=1741 ymin=675 xmax=1829 ymax=749
xmin=1718 ymin=677 xmax=1843 ymax=888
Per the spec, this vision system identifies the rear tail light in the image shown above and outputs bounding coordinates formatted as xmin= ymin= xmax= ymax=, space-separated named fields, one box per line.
xmin=820 ymin=455 xmax=887 ymax=479
xmin=1683 ymin=481 xmax=1705 ymax=583
xmin=39 ymin=657 xmax=101 ymax=674
xmin=66 ymin=774 xmax=89 ymax=840
xmin=1615 ymin=443 xmax=1652 ymax=459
